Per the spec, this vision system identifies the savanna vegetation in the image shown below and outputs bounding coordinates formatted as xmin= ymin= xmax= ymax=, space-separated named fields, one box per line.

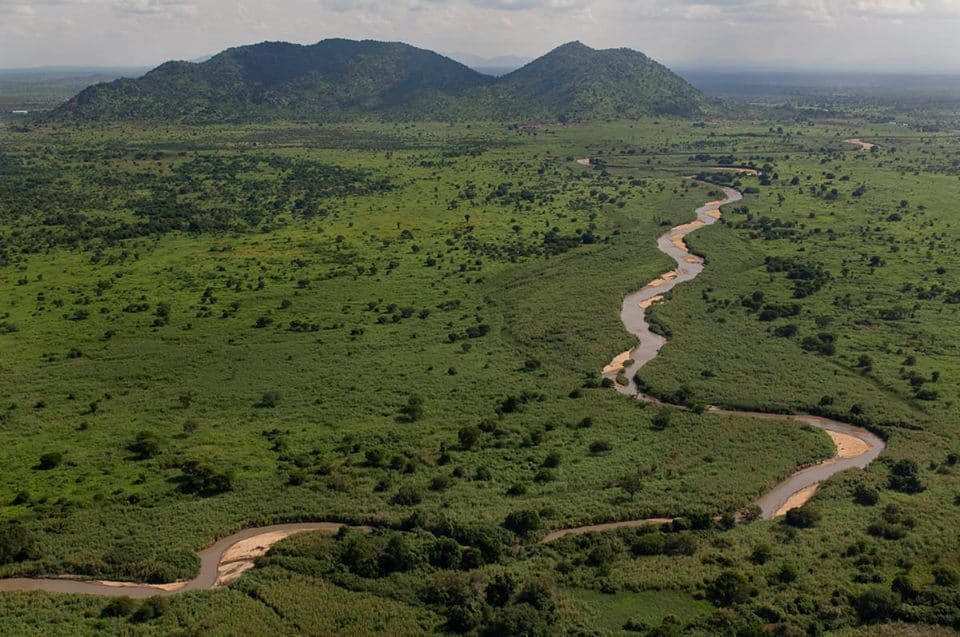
xmin=0 ymin=108 xmax=959 ymax=635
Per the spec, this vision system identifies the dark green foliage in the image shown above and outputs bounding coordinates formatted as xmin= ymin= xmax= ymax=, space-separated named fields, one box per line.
xmin=54 ymin=40 xmax=709 ymax=123
xmin=128 ymin=431 xmax=161 ymax=460
xmin=393 ymin=485 xmax=424 ymax=506
xmin=651 ymin=409 xmax=672 ymax=431
xmin=589 ymin=440 xmax=612 ymax=454
xmin=131 ymin=597 xmax=170 ymax=623
xmin=854 ymin=484 xmax=880 ymax=506
xmin=486 ymin=573 xmax=517 ymax=607
xmin=380 ymin=535 xmax=421 ymax=574
xmin=888 ymin=459 xmax=925 ymax=493
xmin=932 ymin=566 xmax=959 ymax=587
xmin=853 ymin=588 xmax=900 ymax=624
xmin=750 ymin=544 xmax=772 ymax=565
xmin=457 ymin=425 xmax=481 ymax=450
xmin=867 ymin=504 xmax=915 ymax=540
xmin=101 ymin=597 xmax=137 ymax=618
xmin=0 ymin=522 xmax=33 ymax=565
xmin=258 ymin=390 xmax=281 ymax=408
xmin=483 ymin=602 xmax=552 ymax=637
xmin=36 ymin=452 xmax=62 ymax=470
xmin=707 ymin=571 xmax=752 ymax=606
xmin=177 ymin=460 xmax=233 ymax=496
xmin=504 ymin=509 xmax=541 ymax=536
xmin=398 ymin=395 xmax=424 ymax=423
xmin=784 ymin=507 xmax=820 ymax=528
xmin=629 ymin=531 xmax=697 ymax=557
xmin=428 ymin=537 xmax=462 ymax=570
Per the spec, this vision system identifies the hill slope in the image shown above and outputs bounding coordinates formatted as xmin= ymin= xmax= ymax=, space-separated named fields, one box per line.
xmin=494 ymin=41 xmax=708 ymax=118
xmin=59 ymin=39 xmax=491 ymax=121
xmin=55 ymin=39 xmax=710 ymax=122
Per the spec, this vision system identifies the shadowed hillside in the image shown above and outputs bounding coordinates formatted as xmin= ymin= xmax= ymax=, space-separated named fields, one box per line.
xmin=55 ymin=39 xmax=712 ymax=122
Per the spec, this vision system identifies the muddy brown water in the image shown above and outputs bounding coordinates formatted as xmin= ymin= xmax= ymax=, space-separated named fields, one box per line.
xmin=0 ymin=179 xmax=884 ymax=596
xmin=0 ymin=523 xmax=357 ymax=598
xmin=597 ymin=182 xmax=884 ymax=523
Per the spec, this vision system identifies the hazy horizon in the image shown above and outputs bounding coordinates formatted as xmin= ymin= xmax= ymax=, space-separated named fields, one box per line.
xmin=1 ymin=1 xmax=960 ymax=74
xmin=3 ymin=42 xmax=960 ymax=78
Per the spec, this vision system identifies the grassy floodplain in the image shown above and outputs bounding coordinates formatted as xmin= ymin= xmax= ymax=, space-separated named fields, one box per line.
xmin=0 ymin=118 xmax=958 ymax=635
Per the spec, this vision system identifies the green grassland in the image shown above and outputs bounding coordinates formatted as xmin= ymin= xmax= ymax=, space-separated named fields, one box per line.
xmin=0 ymin=118 xmax=958 ymax=635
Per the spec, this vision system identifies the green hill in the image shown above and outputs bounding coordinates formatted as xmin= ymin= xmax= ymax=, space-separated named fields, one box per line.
xmin=493 ymin=41 xmax=709 ymax=119
xmin=55 ymin=39 xmax=711 ymax=122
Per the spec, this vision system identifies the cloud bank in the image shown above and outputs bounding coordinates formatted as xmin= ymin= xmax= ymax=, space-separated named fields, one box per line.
xmin=0 ymin=0 xmax=958 ymax=71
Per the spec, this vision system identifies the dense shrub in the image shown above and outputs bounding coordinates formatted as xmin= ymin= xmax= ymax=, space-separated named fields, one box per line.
xmin=178 ymin=460 xmax=233 ymax=496
xmin=0 ymin=522 xmax=33 ymax=565
xmin=707 ymin=571 xmax=752 ymax=606
xmin=36 ymin=452 xmax=63 ymax=470
xmin=504 ymin=509 xmax=541 ymax=536
xmin=393 ymin=485 xmax=424 ymax=506
xmin=888 ymin=459 xmax=924 ymax=493
xmin=784 ymin=507 xmax=820 ymax=528
xmin=853 ymin=588 xmax=900 ymax=623
xmin=128 ymin=431 xmax=161 ymax=460
xmin=258 ymin=390 xmax=281 ymax=408
xmin=101 ymin=597 xmax=138 ymax=618
xmin=854 ymin=484 xmax=880 ymax=506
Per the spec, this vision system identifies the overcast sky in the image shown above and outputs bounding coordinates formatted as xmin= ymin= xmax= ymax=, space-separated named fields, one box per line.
xmin=1 ymin=0 xmax=959 ymax=72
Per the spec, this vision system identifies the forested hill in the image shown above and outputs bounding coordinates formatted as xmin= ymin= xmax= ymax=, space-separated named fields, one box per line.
xmin=54 ymin=39 xmax=712 ymax=122
xmin=493 ymin=41 xmax=708 ymax=118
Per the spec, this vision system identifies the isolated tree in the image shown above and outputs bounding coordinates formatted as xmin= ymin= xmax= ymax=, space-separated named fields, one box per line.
xmin=458 ymin=425 xmax=481 ymax=450
xmin=651 ymin=409 xmax=672 ymax=431
xmin=128 ymin=431 xmax=161 ymax=460
xmin=37 ymin=452 xmax=62 ymax=470
xmin=259 ymin=390 xmax=281 ymax=408
xmin=707 ymin=571 xmax=751 ymax=606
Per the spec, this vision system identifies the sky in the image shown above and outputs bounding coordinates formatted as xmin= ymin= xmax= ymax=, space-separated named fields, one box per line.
xmin=1 ymin=0 xmax=960 ymax=72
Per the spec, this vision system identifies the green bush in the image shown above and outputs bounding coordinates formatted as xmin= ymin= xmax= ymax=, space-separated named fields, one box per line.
xmin=101 ymin=597 xmax=137 ymax=618
xmin=36 ymin=452 xmax=62 ymax=470
xmin=504 ymin=509 xmax=541 ymax=536
xmin=0 ymin=522 xmax=33 ymax=565
xmin=707 ymin=571 xmax=752 ymax=606
xmin=852 ymin=587 xmax=900 ymax=623
xmin=128 ymin=431 xmax=161 ymax=460
xmin=784 ymin=507 xmax=820 ymax=528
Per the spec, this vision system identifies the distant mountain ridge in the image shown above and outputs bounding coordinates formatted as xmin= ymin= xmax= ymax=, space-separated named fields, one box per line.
xmin=55 ymin=39 xmax=712 ymax=122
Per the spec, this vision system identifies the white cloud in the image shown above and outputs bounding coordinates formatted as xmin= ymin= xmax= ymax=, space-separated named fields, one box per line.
xmin=853 ymin=0 xmax=925 ymax=14
xmin=0 ymin=0 xmax=958 ymax=70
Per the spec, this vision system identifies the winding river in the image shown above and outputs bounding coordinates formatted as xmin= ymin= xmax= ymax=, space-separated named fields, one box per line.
xmin=0 ymin=167 xmax=884 ymax=598
xmin=597 ymin=181 xmax=884 ymax=517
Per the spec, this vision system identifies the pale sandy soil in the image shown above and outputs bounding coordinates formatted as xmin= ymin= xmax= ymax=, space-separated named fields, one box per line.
xmin=773 ymin=484 xmax=820 ymax=517
xmin=844 ymin=138 xmax=876 ymax=151
xmin=638 ymin=295 xmax=664 ymax=310
xmin=94 ymin=580 xmax=188 ymax=592
xmin=648 ymin=270 xmax=679 ymax=288
xmin=575 ymin=158 xmax=591 ymax=166
xmin=671 ymin=220 xmax=706 ymax=233
xmin=603 ymin=351 xmax=632 ymax=375
xmin=768 ymin=430 xmax=873 ymax=516
xmin=827 ymin=430 xmax=871 ymax=459
xmin=216 ymin=530 xmax=304 ymax=585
